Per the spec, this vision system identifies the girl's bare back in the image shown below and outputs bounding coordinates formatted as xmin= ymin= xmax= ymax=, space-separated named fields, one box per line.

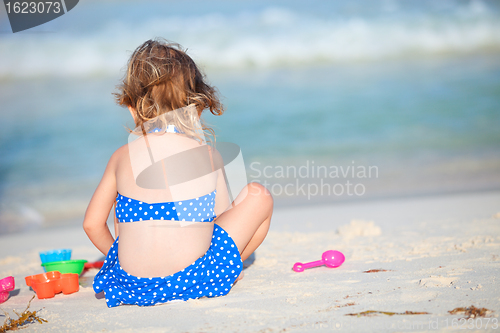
xmin=113 ymin=131 xmax=230 ymax=277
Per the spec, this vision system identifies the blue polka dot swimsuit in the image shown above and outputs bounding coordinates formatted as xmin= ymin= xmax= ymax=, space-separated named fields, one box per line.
xmin=93 ymin=190 xmax=242 ymax=308
xmin=115 ymin=190 xmax=217 ymax=223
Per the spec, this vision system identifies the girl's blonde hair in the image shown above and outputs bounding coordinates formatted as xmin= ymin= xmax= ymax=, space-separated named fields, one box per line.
xmin=114 ymin=38 xmax=223 ymax=140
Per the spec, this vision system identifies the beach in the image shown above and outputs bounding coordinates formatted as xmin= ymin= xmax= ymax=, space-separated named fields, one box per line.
xmin=1 ymin=190 xmax=499 ymax=332
xmin=1 ymin=0 xmax=500 ymax=331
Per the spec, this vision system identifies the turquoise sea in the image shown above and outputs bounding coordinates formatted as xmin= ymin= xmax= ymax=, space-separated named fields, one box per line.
xmin=0 ymin=0 xmax=499 ymax=233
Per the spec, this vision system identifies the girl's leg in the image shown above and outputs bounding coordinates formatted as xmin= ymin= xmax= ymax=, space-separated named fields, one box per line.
xmin=215 ymin=182 xmax=273 ymax=262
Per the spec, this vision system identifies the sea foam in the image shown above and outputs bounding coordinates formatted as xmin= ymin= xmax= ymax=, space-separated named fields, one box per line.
xmin=1 ymin=1 xmax=500 ymax=78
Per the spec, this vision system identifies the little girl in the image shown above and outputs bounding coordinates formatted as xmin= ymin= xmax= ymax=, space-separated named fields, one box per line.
xmin=83 ymin=38 xmax=273 ymax=308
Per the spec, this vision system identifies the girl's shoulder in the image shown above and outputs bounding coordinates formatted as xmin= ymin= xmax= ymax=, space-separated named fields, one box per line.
xmin=106 ymin=143 xmax=130 ymax=170
xmin=112 ymin=143 xmax=130 ymax=159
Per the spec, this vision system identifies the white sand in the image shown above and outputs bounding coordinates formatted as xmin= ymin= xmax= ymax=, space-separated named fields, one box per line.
xmin=1 ymin=191 xmax=499 ymax=332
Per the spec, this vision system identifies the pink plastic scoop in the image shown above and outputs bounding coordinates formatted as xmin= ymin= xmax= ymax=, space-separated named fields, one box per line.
xmin=293 ymin=250 xmax=345 ymax=272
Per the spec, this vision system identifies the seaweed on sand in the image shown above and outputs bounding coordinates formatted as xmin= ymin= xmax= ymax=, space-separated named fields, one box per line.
xmin=346 ymin=310 xmax=430 ymax=317
xmin=448 ymin=306 xmax=492 ymax=319
xmin=363 ymin=269 xmax=392 ymax=273
xmin=0 ymin=296 xmax=47 ymax=332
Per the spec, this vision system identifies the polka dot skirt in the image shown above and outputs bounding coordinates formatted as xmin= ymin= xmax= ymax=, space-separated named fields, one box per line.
xmin=93 ymin=225 xmax=242 ymax=308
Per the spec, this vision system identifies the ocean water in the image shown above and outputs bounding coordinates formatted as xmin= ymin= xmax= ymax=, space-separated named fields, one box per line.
xmin=0 ymin=0 xmax=499 ymax=233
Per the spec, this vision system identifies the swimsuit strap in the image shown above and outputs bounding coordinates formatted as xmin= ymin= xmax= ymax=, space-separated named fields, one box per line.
xmin=150 ymin=125 xmax=181 ymax=134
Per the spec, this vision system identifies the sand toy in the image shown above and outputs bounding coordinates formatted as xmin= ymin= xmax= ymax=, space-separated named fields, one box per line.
xmin=293 ymin=250 xmax=345 ymax=272
xmin=41 ymin=259 xmax=87 ymax=275
xmin=25 ymin=271 xmax=79 ymax=299
xmin=39 ymin=249 xmax=72 ymax=264
xmin=0 ymin=276 xmax=15 ymax=303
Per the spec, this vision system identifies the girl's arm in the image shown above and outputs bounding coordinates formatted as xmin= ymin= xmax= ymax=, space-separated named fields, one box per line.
xmin=83 ymin=151 xmax=120 ymax=256
xmin=114 ymin=214 xmax=119 ymax=239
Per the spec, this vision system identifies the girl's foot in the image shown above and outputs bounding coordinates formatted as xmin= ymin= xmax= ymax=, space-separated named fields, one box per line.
xmin=235 ymin=270 xmax=244 ymax=282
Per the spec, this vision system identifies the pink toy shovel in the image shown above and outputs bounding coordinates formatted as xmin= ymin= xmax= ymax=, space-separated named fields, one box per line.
xmin=293 ymin=250 xmax=345 ymax=272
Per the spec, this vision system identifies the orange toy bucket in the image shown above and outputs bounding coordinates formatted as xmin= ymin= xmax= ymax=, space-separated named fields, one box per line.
xmin=25 ymin=271 xmax=79 ymax=299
